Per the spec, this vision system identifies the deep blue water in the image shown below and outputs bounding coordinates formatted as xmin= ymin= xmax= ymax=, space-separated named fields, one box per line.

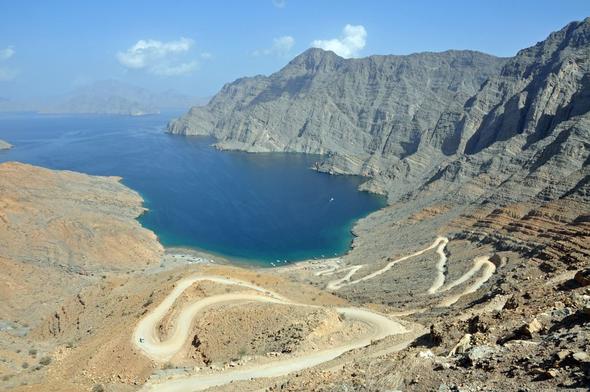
xmin=0 ymin=112 xmax=386 ymax=265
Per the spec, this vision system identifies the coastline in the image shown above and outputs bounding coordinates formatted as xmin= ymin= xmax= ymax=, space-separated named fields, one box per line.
xmin=138 ymin=137 xmax=388 ymax=268
xmin=135 ymin=183 xmax=386 ymax=268
xmin=162 ymin=246 xmax=257 ymax=268
xmin=0 ymin=112 xmax=388 ymax=271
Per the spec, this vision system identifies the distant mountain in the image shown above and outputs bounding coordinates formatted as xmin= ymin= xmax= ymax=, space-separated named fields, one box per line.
xmin=42 ymin=80 xmax=208 ymax=115
xmin=0 ymin=97 xmax=38 ymax=113
xmin=0 ymin=80 xmax=209 ymax=115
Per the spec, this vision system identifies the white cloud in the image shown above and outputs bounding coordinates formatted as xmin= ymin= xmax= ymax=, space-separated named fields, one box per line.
xmin=0 ymin=46 xmax=17 ymax=81
xmin=0 ymin=47 xmax=15 ymax=61
xmin=0 ymin=68 xmax=18 ymax=81
xmin=272 ymin=36 xmax=295 ymax=55
xmin=311 ymin=24 xmax=367 ymax=58
xmin=272 ymin=0 xmax=286 ymax=8
xmin=253 ymin=35 xmax=295 ymax=57
xmin=117 ymin=38 xmax=198 ymax=76
xmin=200 ymin=52 xmax=213 ymax=60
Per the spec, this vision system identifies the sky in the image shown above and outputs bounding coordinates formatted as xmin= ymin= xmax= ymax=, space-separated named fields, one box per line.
xmin=0 ymin=0 xmax=589 ymax=99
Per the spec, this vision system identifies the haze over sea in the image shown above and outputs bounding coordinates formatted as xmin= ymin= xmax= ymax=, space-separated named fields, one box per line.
xmin=0 ymin=112 xmax=386 ymax=264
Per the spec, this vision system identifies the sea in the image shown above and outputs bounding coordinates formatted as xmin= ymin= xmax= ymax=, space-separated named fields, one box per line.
xmin=0 ymin=112 xmax=386 ymax=265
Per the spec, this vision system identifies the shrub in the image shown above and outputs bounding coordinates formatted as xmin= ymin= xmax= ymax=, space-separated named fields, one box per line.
xmin=28 ymin=349 xmax=37 ymax=356
xmin=21 ymin=362 xmax=29 ymax=369
xmin=92 ymin=385 xmax=105 ymax=392
xmin=39 ymin=356 xmax=51 ymax=366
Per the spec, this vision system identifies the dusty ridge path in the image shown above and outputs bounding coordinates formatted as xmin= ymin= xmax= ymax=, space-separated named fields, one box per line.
xmin=133 ymin=275 xmax=289 ymax=362
xmin=424 ymin=242 xmax=497 ymax=307
xmin=437 ymin=256 xmax=496 ymax=307
xmin=135 ymin=275 xmax=408 ymax=391
xmin=325 ymin=237 xmax=497 ymax=308
xmin=326 ymin=237 xmax=448 ymax=290
xmin=427 ymin=237 xmax=450 ymax=294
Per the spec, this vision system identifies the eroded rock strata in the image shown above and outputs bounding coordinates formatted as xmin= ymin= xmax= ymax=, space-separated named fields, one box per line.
xmin=0 ymin=162 xmax=163 ymax=272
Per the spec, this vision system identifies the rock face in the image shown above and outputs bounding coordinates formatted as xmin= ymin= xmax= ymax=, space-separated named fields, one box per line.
xmin=169 ymin=49 xmax=506 ymax=159
xmin=170 ymin=18 xmax=590 ymax=209
xmin=0 ymin=139 xmax=11 ymax=150
xmin=454 ymin=193 xmax=590 ymax=271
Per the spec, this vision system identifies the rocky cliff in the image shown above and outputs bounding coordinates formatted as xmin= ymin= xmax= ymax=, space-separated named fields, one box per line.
xmin=169 ymin=19 xmax=590 ymax=210
xmin=169 ymin=49 xmax=506 ymax=157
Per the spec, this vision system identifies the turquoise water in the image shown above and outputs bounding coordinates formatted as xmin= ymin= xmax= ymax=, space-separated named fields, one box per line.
xmin=0 ymin=112 xmax=386 ymax=264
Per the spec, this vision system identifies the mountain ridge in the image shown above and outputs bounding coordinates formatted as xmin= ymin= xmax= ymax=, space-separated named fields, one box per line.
xmin=169 ymin=49 xmax=506 ymax=157
xmin=0 ymin=80 xmax=209 ymax=115
xmin=169 ymin=19 xmax=590 ymax=212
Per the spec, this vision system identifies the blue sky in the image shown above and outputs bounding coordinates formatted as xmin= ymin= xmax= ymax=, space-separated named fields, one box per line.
xmin=1 ymin=0 xmax=589 ymax=99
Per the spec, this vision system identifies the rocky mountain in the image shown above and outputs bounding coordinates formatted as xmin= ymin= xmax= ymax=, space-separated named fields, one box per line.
xmin=169 ymin=49 xmax=506 ymax=157
xmin=169 ymin=18 xmax=590 ymax=211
